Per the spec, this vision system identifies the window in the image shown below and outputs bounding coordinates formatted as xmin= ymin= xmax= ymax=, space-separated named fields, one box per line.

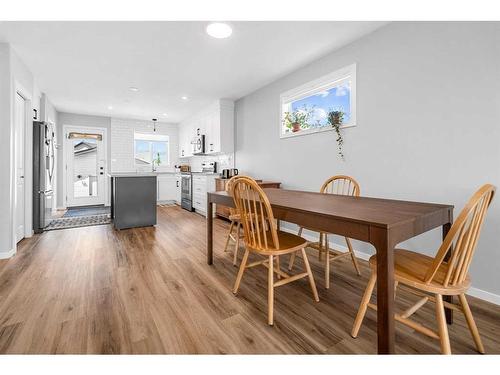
xmin=134 ymin=133 xmax=170 ymax=167
xmin=280 ymin=63 xmax=356 ymax=138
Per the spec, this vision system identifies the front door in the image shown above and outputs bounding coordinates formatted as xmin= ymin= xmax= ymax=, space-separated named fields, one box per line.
xmin=65 ymin=128 xmax=106 ymax=207
xmin=14 ymin=93 xmax=25 ymax=242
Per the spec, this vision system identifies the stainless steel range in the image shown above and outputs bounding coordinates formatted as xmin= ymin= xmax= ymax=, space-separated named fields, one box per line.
xmin=180 ymin=161 xmax=217 ymax=212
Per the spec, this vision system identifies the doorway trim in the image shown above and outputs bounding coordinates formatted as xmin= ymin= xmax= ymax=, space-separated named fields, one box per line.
xmin=62 ymin=124 xmax=109 ymax=209
xmin=11 ymin=80 xmax=33 ymax=255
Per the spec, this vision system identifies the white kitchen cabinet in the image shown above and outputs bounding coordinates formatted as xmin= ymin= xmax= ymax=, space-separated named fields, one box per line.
xmin=192 ymin=174 xmax=216 ymax=216
xmin=205 ymin=99 xmax=234 ymax=155
xmin=178 ymin=99 xmax=234 ymax=157
xmin=175 ymin=174 xmax=181 ymax=204
xmin=179 ymin=119 xmax=194 ymax=158
xmin=157 ymin=174 xmax=177 ymax=202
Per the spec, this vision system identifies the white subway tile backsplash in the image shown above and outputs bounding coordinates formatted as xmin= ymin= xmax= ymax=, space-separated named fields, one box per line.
xmin=110 ymin=118 xmax=179 ymax=173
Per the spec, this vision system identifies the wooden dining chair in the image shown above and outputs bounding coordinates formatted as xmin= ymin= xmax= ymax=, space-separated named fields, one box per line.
xmin=230 ymin=176 xmax=319 ymax=325
xmin=351 ymin=184 xmax=496 ymax=354
xmin=223 ymin=176 xmax=244 ymax=266
xmin=288 ymin=175 xmax=362 ymax=289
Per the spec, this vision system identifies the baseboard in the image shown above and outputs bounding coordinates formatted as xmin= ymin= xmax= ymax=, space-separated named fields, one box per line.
xmin=467 ymin=287 xmax=500 ymax=305
xmin=0 ymin=248 xmax=16 ymax=259
xmin=281 ymin=226 xmax=500 ymax=306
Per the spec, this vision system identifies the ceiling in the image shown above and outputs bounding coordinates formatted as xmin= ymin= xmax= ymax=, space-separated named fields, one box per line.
xmin=0 ymin=21 xmax=386 ymax=123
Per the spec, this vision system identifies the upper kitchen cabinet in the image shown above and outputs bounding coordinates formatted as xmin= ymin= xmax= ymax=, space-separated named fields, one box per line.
xmin=205 ymin=99 xmax=234 ymax=154
xmin=178 ymin=99 xmax=234 ymax=158
xmin=179 ymin=118 xmax=194 ymax=158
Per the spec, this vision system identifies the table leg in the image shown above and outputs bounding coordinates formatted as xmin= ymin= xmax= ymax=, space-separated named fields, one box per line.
xmin=207 ymin=201 xmax=214 ymax=265
xmin=371 ymin=226 xmax=395 ymax=354
xmin=443 ymin=221 xmax=453 ymax=324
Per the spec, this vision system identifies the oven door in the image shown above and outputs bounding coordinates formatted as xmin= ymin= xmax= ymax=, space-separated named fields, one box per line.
xmin=181 ymin=174 xmax=192 ymax=198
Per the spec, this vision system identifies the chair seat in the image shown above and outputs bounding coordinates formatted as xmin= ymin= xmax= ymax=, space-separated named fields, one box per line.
xmin=368 ymin=249 xmax=470 ymax=295
xmin=249 ymin=230 xmax=307 ymax=255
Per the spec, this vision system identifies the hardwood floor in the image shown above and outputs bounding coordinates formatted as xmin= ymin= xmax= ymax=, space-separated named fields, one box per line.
xmin=1 ymin=205 xmax=499 ymax=354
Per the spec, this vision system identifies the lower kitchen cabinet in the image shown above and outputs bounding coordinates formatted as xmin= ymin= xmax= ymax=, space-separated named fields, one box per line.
xmin=157 ymin=174 xmax=177 ymax=202
xmin=192 ymin=174 xmax=216 ymax=217
xmin=175 ymin=174 xmax=181 ymax=204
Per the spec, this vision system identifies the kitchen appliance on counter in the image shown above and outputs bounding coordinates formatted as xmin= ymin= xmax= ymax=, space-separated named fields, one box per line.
xmin=199 ymin=161 xmax=217 ymax=174
xmin=33 ymin=120 xmax=56 ymax=233
xmin=192 ymin=133 xmax=205 ymax=155
xmin=221 ymin=168 xmax=238 ymax=179
xmin=175 ymin=164 xmax=191 ymax=172
xmin=181 ymin=172 xmax=194 ymax=211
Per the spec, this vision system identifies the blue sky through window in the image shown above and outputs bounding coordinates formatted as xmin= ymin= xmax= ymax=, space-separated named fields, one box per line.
xmin=290 ymin=82 xmax=351 ymax=127
xmin=135 ymin=139 xmax=169 ymax=165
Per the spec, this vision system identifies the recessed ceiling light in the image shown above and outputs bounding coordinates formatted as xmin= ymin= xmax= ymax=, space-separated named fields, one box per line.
xmin=162 ymin=113 xmax=168 ymax=117
xmin=206 ymin=23 xmax=232 ymax=39
xmin=181 ymin=96 xmax=188 ymax=100
xmin=128 ymin=87 xmax=139 ymax=92
xmin=108 ymin=105 xmax=113 ymax=110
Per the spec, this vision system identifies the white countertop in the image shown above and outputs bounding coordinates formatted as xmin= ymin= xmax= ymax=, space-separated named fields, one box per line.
xmin=108 ymin=171 xmax=180 ymax=177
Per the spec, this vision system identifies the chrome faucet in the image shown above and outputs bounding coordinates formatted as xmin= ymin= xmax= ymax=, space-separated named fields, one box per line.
xmin=152 ymin=159 xmax=157 ymax=172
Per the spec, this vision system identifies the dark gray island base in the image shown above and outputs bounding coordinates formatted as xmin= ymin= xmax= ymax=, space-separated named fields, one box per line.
xmin=109 ymin=173 xmax=157 ymax=230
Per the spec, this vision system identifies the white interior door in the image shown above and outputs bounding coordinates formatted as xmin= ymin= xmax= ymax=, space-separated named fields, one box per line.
xmin=66 ymin=128 xmax=106 ymax=207
xmin=14 ymin=93 xmax=26 ymax=242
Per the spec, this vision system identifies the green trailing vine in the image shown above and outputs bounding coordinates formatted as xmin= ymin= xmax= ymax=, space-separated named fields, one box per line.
xmin=327 ymin=110 xmax=345 ymax=160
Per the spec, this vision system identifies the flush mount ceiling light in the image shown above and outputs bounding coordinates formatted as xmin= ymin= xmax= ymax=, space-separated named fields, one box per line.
xmin=206 ymin=22 xmax=232 ymax=39
xmin=181 ymin=96 xmax=188 ymax=100
xmin=128 ymin=87 xmax=139 ymax=92
xmin=162 ymin=113 xmax=168 ymax=117
xmin=108 ymin=105 xmax=113 ymax=110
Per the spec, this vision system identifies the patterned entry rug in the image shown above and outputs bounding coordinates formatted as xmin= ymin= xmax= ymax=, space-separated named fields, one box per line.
xmin=45 ymin=214 xmax=111 ymax=231
xmin=63 ymin=206 xmax=111 ymax=217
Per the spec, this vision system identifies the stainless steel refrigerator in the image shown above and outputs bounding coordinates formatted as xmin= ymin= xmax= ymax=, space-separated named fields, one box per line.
xmin=33 ymin=121 xmax=55 ymax=233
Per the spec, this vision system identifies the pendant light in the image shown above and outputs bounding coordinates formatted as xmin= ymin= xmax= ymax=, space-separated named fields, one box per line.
xmin=152 ymin=118 xmax=158 ymax=132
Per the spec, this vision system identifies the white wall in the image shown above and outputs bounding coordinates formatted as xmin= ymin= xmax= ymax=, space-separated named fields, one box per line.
xmin=235 ymin=22 xmax=500 ymax=297
xmin=110 ymin=117 xmax=179 ymax=173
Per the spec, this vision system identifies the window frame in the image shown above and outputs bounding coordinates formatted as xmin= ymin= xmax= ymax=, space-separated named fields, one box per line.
xmin=134 ymin=133 xmax=170 ymax=168
xmin=279 ymin=63 xmax=357 ymax=139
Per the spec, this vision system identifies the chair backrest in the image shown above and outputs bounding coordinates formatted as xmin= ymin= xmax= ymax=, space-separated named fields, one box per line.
xmin=230 ymin=176 xmax=279 ymax=251
xmin=425 ymin=184 xmax=496 ymax=287
xmin=320 ymin=175 xmax=360 ymax=197
xmin=225 ymin=175 xmax=240 ymax=216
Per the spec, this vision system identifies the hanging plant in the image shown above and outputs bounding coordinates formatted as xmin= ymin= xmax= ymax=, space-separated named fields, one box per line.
xmin=327 ymin=110 xmax=345 ymax=160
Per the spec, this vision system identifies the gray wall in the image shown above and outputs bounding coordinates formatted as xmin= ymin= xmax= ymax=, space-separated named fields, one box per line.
xmin=56 ymin=112 xmax=112 ymax=207
xmin=235 ymin=22 xmax=500 ymax=295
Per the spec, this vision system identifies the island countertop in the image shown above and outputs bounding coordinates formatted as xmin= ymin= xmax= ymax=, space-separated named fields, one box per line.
xmin=108 ymin=172 xmax=170 ymax=178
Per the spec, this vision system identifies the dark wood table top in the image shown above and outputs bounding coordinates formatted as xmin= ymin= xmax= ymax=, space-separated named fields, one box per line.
xmin=209 ymin=188 xmax=453 ymax=229
xmin=207 ymin=187 xmax=454 ymax=354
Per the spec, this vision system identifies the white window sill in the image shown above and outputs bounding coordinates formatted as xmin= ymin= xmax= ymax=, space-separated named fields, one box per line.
xmin=280 ymin=123 xmax=356 ymax=139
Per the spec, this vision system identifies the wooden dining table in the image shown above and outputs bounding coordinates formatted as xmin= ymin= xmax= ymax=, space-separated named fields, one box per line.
xmin=206 ymin=188 xmax=454 ymax=354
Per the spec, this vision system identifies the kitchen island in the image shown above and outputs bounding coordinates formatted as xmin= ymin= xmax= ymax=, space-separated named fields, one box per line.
xmin=108 ymin=173 xmax=157 ymax=229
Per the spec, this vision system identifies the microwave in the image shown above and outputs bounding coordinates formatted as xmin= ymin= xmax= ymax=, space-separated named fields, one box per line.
xmin=192 ymin=134 xmax=205 ymax=155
